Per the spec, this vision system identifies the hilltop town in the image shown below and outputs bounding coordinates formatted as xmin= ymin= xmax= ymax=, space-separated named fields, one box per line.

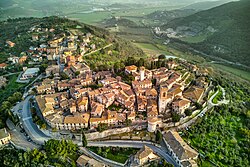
xmin=0 ymin=18 xmax=217 ymax=167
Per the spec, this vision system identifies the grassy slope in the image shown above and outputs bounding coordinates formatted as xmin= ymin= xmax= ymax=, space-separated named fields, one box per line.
xmin=0 ymin=74 xmax=26 ymax=104
xmin=212 ymin=64 xmax=250 ymax=82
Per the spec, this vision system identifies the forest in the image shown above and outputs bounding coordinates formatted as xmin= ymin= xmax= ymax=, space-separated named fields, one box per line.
xmin=0 ymin=139 xmax=79 ymax=167
xmin=183 ymin=77 xmax=250 ymax=166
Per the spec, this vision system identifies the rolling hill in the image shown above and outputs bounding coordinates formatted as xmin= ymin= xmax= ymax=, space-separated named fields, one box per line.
xmin=161 ymin=0 xmax=250 ymax=67
xmin=182 ymin=0 xmax=233 ymax=10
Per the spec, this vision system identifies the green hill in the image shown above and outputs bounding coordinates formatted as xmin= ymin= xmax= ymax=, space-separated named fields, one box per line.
xmin=182 ymin=0 xmax=232 ymax=10
xmin=146 ymin=9 xmax=197 ymax=23
xmin=161 ymin=0 xmax=250 ymax=67
xmin=0 ymin=17 xmax=145 ymax=64
xmin=102 ymin=17 xmax=138 ymax=28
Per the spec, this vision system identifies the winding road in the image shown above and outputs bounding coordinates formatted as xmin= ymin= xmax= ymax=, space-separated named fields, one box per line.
xmin=86 ymin=140 xmax=178 ymax=167
xmin=20 ymin=96 xmax=51 ymax=144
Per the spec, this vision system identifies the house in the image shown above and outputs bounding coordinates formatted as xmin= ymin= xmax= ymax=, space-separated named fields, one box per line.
xmin=147 ymin=99 xmax=158 ymax=118
xmin=70 ymin=103 xmax=77 ymax=113
xmin=0 ymin=128 xmax=11 ymax=145
xmin=8 ymin=56 xmax=19 ymax=64
xmin=195 ymin=77 xmax=209 ymax=89
xmin=32 ymin=34 xmax=39 ymax=41
xmin=91 ymin=102 xmax=105 ymax=117
xmin=137 ymin=96 xmax=147 ymax=112
xmin=19 ymin=56 xmax=28 ymax=64
xmin=47 ymin=47 xmax=59 ymax=55
xmin=71 ymin=62 xmax=90 ymax=74
xmin=77 ymin=97 xmax=89 ymax=112
xmin=0 ymin=63 xmax=7 ymax=69
xmin=99 ymin=77 xmax=117 ymax=87
xmin=163 ymin=131 xmax=199 ymax=167
xmin=132 ymin=80 xmax=152 ymax=89
xmin=6 ymin=40 xmax=15 ymax=47
xmin=57 ymin=82 xmax=71 ymax=91
xmin=183 ymin=86 xmax=205 ymax=103
xmin=134 ymin=145 xmax=159 ymax=166
xmin=96 ymin=92 xmax=115 ymax=108
xmin=64 ymin=113 xmax=90 ymax=130
xmin=46 ymin=65 xmax=60 ymax=77
xmin=145 ymin=88 xmax=157 ymax=100
xmin=36 ymin=84 xmax=52 ymax=94
xmin=116 ymin=90 xmax=135 ymax=110
xmin=0 ymin=76 xmax=7 ymax=88
xmin=125 ymin=65 xmax=137 ymax=74
xmin=127 ymin=111 xmax=136 ymax=122
xmin=76 ymin=154 xmax=106 ymax=167
xmin=172 ymin=98 xmax=191 ymax=114
xmin=89 ymin=110 xmax=118 ymax=128
xmin=45 ymin=112 xmax=64 ymax=130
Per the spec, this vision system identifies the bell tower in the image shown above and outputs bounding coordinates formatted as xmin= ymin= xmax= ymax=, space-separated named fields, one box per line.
xmin=158 ymin=85 xmax=169 ymax=113
xmin=140 ymin=66 xmax=145 ymax=81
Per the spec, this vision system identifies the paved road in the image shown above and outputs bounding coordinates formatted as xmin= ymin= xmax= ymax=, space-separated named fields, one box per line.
xmin=23 ymin=74 xmax=44 ymax=98
xmin=208 ymin=86 xmax=229 ymax=107
xmin=6 ymin=119 xmax=38 ymax=150
xmin=86 ymin=140 xmax=178 ymax=167
xmin=20 ymin=96 xmax=51 ymax=144
xmin=1 ymin=72 xmax=21 ymax=77
xmin=80 ymin=147 xmax=124 ymax=167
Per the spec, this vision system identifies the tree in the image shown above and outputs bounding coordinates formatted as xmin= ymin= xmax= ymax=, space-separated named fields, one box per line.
xmin=82 ymin=130 xmax=87 ymax=147
xmin=97 ymin=123 xmax=108 ymax=132
xmin=60 ymin=72 xmax=69 ymax=80
xmin=195 ymin=102 xmax=202 ymax=109
xmin=156 ymin=130 xmax=163 ymax=142
xmin=172 ymin=112 xmax=181 ymax=122
xmin=75 ymin=71 xmax=80 ymax=76
xmin=39 ymin=64 xmax=48 ymax=73
xmin=137 ymin=58 xmax=145 ymax=67
xmin=158 ymin=54 xmax=165 ymax=59
xmin=185 ymin=109 xmax=193 ymax=116
xmin=125 ymin=119 xmax=132 ymax=126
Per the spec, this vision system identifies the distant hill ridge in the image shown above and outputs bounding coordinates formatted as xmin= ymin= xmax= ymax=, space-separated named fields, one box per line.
xmin=161 ymin=0 xmax=250 ymax=66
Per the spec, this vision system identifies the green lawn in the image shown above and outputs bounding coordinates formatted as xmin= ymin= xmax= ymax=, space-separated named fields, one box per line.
xmin=212 ymin=88 xmax=223 ymax=104
xmin=0 ymin=74 xmax=26 ymax=103
xmin=88 ymin=147 xmax=139 ymax=164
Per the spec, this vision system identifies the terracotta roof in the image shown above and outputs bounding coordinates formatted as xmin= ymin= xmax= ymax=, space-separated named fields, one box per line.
xmin=172 ymin=98 xmax=190 ymax=107
xmin=77 ymin=97 xmax=88 ymax=106
xmin=127 ymin=111 xmax=136 ymax=118
xmin=147 ymin=117 xmax=160 ymax=124
xmin=125 ymin=65 xmax=137 ymax=71
xmin=183 ymin=86 xmax=204 ymax=102
xmin=91 ymin=102 xmax=104 ymax=116
xmin=0 ymin=63 xmax=7 ymax=68
xmin=135 ymin=145 xmax=155 ymax=159
xmin=64 ymin=113 xmax=90 ymax=124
